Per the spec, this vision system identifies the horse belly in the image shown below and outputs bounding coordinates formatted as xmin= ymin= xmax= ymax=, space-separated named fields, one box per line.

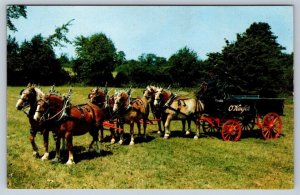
xmin=63 ymin=121 xmax=91 ymax=136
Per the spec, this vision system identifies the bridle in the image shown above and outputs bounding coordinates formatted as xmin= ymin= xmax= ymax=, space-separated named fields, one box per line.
xmin=18 ymin=88 xmax=36 ymax=108
xmin=114 ymin=92 xmax=131 ymax=114
xmin=35 ymin=95 xmax=70 ymax=123
xmin=35 ymin=98 xmax=51 ymax=122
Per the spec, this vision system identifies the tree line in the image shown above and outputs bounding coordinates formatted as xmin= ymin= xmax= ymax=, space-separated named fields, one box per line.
xmin=7 ymin=6 xmax=293 ymax=97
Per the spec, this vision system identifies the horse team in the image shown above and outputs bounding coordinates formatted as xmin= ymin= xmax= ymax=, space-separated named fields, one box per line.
xmin=15 ymin=84 xmax=204 ymax=165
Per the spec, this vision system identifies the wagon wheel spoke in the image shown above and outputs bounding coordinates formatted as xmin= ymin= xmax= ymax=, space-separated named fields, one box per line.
xmin=240 ymin=117 xmax=255 ymax=131
xmin=202 ymin=120 xmax=218 ymax=135
xmin=261 ymin=112 xmax=282 ymax=140
xmin=221 ymin=120 xmax=242 ymax=142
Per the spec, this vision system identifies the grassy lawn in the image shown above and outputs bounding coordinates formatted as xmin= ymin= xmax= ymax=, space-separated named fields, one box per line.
xmin=7 ymin=86 xmax=294 ymax=189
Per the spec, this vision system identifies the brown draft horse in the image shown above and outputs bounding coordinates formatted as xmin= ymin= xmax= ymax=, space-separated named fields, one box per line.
xmin=113 ymin=89 xmax=150 ymax=145
xmin=88 ymin=87 xmax=118 ymax=143
xmin=154 ymin=87 xmax=204 ymax=139
xmin=15 ymin=83 xmax=53 ymax=160
xmin=34 ymin=91 xmax=104 ymax=165
xmin=143 ymin=85 xmax=188 ymax=135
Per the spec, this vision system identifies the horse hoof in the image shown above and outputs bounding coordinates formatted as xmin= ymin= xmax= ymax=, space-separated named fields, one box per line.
xmin=51 ymin=157 xmax=60 ymax=164
xmin=118 ymin=140 xmax=123 ymax=145
xmin=194 ymin=135 xmax=199 ymax=140
xmin=66 ymin=160 xmax=75 ymax=165
xmin=96 ymin=149 xmax=101 ymax=154
xmin=186 ymin=131 xmax=191 ymax=135
xmin=41 ymin=153 xmax=49 ymax=161
xmin=129 ymin=141 xmax=135 ymax=145
xmin=157 ymin=131 xmax=161 ymax=134
xmin=164 ymin=134 xmax=169 ymax=139
xmin=111 ymin=138 xmax=116 ymax=144
xmin=32 ymin=151 xmax=40 ymax=158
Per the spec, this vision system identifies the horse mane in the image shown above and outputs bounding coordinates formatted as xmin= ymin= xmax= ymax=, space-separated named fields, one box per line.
xmin=33 ymin=87 xmax=45 ymax=100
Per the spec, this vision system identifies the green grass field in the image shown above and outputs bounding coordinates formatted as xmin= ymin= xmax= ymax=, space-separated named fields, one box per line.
xmin=7 ymin=86 xmax=294 ymax=189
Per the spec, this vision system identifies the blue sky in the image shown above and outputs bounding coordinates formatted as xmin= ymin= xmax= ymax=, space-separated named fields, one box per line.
xmin=9 ymin=5 xmax=293 ymax=60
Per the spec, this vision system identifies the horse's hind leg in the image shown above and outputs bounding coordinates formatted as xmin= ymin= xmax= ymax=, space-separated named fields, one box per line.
xmin=65 ymin=132 xmax=75 ymax=165
xmin=193 ymin=119 xmax=200 ymax=140
xmin=89 ymin=127 xmax=101 ymax=154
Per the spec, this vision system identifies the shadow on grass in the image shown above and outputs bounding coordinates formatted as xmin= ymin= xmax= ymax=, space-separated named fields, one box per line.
xmin=100 ymin=133 xmax=156 ymax=145
xmin=201 ymin=128 xmax=286 ymax=141
xmin=48 ymin=145 xmax=113 ymax=164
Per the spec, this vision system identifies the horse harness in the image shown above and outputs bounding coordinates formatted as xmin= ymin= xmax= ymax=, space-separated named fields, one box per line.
xmin=161 ymin=93 xmax=194 ymax=118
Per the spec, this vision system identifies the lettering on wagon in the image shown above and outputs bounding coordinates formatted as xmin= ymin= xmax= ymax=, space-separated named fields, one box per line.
xmin=228 ymin=104 xmax=250 ymax=113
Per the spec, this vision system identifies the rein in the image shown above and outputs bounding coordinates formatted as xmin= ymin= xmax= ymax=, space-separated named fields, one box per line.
xmin=37 ymin=95 xmax=71 ymax=124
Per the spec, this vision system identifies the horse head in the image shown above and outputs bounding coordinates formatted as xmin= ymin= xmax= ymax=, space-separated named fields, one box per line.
xmin=33 ymin=94 xmax=64 ymax=122
xmin=16 ymin=84 xmax=44 ymax=110
xmin=89 ymin=87 xmax=106 ymax=107
xmin=113 ymin=90 xmax=130 ymax=113
xmin=154 ymin=87 xmax=172 ymax=107
xmin=143 ymin=85 xmax=157 ymax=100
xmin=153 ymin=87 xmax=164 ymax=107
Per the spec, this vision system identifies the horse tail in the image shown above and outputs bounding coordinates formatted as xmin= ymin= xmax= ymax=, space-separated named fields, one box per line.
xmin=195 ymin=99 xmax=204 ymax=116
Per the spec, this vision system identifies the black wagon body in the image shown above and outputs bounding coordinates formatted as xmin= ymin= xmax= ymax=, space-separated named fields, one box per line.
xmin=200 ymin=95 xmax=284 ymax=141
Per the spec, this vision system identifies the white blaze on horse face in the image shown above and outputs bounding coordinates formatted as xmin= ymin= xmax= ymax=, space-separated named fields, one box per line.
xmin=154 ymin=89 xmax=162 ymax=106
xmin=16 ymin=92 xmax=26 ymax=109
xmin=16 ymin=98 xmax=23 ymax=109
xmin=33 ymin=105 xmax=41 ymax=121
xmin=113 ymin=96 xmax=119 ymax=112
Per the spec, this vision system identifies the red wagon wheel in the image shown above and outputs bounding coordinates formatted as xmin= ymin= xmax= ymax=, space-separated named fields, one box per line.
xmin=202 ymin=120 xmax=219 ymax=134
xmin=261 ymin=112 xmax=282 ymax=140
xmin=221 ymin=119 xmax=242 ymax=141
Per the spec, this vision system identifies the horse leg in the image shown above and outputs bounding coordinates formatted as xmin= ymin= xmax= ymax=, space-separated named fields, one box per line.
xmin=41 ymin=129 xmax=49 ymax=161
xmin=52 ymin=133 xmax=61 ymax=163
xmin=181 ymin=120 xmax=186 ymax=135
xmin=65 ymin=132 xmax=75 ymax=165
xmin=130 ymin=121 xmax=135 ymax=145
xmin=110 ymin=127 xmax=116 ymax=144
xmin=157 ymin=118 xmax=162 ymax=134
xmin=164 ymin=115 xmax=172 ymax=139
xmin=118 ymin=123 xmax=124 ymax=145
xmin=99 ymin=125 xmax=104 ymax=142
xmin=185 ymin=119 xmax=192 ymax=136
xmin=194 ymin=119 xmax=200 ymax=140
xmin=89 ymin=128 xmax=101 ymax=154
xmin=29 ymin=129 xmax=39 ymax=158
xmin=143 ymin=117 xmax=147 ymax=140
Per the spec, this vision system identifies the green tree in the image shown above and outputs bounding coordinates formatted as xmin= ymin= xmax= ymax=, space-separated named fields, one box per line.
xmin=205 ymin=22 xmax=291 ymax=97
xmin=7 ymin=20 xmax=73 ymax=85
xmin=7 ymin=35 xmax=23 ymax=85
xmin=74 ymin=33 xmax=116 ymax=85
xmin=168 ymin=47 xmax=201 ymax=87
xmin=18 ymin=34 xmax=69 ymax=85
xmin=7 ymin=5 xmax=27 ymax=32
xmin=115 ymin=53 xmax=169 ymax=86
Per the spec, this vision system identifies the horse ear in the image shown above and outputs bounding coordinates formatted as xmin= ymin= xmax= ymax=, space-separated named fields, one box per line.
xmin=27 ymin=83 xmax=32 ymax=87
xmin=127 ymin=88 xmax=131 ymax=96
xmin=104 ymin=82 xmax=108 ymax=94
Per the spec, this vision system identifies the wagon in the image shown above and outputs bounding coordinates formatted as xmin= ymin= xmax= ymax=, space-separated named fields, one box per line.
xmin=199 ymin=95 xmax=284 ymax=141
